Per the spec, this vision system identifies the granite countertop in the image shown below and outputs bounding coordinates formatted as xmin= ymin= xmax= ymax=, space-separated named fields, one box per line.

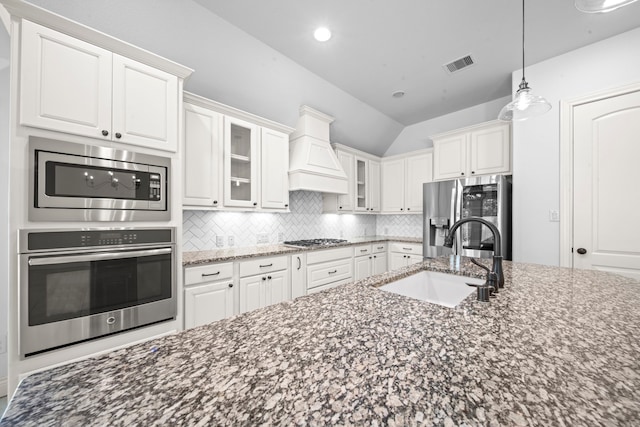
xmin=3 ymin=257 xmax=640 ymax=426
xmin=183 ymin=235 xmax=422 ymax=266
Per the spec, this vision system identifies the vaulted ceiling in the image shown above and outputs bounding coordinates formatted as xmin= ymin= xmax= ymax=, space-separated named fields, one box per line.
xmin=20 ymin=0 xmax=640 ymax=155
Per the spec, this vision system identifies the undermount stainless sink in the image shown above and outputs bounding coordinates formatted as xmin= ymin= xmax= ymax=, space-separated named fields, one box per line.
xmin=379 ymin=271 xmax=484 ymax=308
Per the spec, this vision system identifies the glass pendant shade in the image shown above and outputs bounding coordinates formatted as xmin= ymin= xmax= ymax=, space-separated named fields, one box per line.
xmin=498 ymin=80 xmax=552 ymax=121
xmin=575 ymin=0 xmax=639 ymax=13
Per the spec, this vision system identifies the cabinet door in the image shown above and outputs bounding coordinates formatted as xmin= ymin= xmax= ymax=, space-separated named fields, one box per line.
xmin=354 ymin=157 xmax=368 ymax=212
xmin=336 ymin=151 xmax=355 ymax=212
xmin=406 ymin=254 xmax=423 ymax=266
xmin=261 ymin=128 xmax=290 ymax=209
xmin=381 ymin=158 xmax=405 ymax=212
xmin=354 ymin=256 xmax=372 ymax=281
xmin=265 ymin=270 xmax=289 ymax=307
xmin=368 ymin=160 xmax=381 ymax=212
xmin=184 ymin=281 xmax=234 ymax=329
xmin=224 ymin=116 xmax=259 ymax=207
xmin=112 ymin=54 xmax=179 ymax=151
xmin=469 ymin=123 xmax=511 ymax=176
xmin=372 ymin=253 xmax=387 ymax=275
xmin=183 ymin=103 xmax=222 ymax=207
xmin=20 ymin=20 xmax=112 ymax=139
xmin=405 ymin=152 xmax=433 ymax=213
xmin=239 ymin=275 xmax=265 ymax=314
xmin=433 ymin=134 xmax=467 ymax=180
xmin=389 ymin=253 xmax=407 ymax=271
xmin=290 ymin=254 xmax=306 ymax=298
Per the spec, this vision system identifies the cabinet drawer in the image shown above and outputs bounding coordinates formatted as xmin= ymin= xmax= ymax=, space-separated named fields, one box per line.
xmin=307 ymin=247 xmax=353 ymax=265
xmin=184 ymin=262 xmax=234 ymax=286
xmin=307 ymin=258 xmax=353 ymax=290
xmin=353 ymin=244 xmax=372 ymax=257
xmin=240 ymin=255 xmax=287 ymax=277
xmin=372 ymin=243 xmax=387 ymax=253
xmin=390 ymin=242 xmax=423 ymax=255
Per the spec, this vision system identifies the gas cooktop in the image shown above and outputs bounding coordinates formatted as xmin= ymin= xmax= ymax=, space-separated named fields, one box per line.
xmin=283 ymin=238 xmax=348 ymax=248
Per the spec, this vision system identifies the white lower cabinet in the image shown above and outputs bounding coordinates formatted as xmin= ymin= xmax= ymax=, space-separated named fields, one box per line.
xmin=388 ymin=243 xmax=423 ymax=271
xmin=290 ymin=253 xmax=306 ymax=298
xmin=239 ymin=256 xmax=289 ymax=313
xmin=355 ymin=243 xmax=387 ymax=280
xmin=184 ymin=262 xmax=235 ymax=329
xmin=306 ymin=247 xmax=354 ymax=294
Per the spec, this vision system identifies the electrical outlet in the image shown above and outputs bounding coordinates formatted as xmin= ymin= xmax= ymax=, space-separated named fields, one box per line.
xmin=549 ymin=209 xmax=560 ymax=222
xmin=257 ymin=233 xmax=269 ymax=244
xmin=215 ymin=235 xmax=224 ymax=247
xmin=228 ymin=235 xmax=235 ymax=246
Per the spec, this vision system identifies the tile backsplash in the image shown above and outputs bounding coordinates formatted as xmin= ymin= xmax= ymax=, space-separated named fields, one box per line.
xmin=183 ymin=191 xmax=422 ymax=251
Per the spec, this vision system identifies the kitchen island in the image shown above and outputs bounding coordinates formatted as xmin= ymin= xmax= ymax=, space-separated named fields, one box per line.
xmin=2 ymin=257 xmax=640 ymax=426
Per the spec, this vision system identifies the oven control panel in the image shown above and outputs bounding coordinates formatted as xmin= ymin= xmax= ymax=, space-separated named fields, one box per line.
xmin=22 ymin=228 xmax=174 ymax=252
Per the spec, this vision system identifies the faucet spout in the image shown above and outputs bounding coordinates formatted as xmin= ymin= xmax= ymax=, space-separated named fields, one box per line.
xmin=443 ymin=216 xmax=504 ymax=289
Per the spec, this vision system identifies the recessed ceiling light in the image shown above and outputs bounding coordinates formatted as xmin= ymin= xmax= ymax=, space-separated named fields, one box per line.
xmin=392 ymin=90 xmax=405 ymax=98
xmin=314 ymin=27 xmax=332 ymax=42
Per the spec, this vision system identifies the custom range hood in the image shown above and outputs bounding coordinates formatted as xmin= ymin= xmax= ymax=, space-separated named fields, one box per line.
xmin=289 ymin=106 xmax=348 ymax=194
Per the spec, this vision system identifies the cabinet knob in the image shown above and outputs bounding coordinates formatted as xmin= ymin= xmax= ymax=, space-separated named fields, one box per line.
xmin=461 ymin=172 xmax=465 ymax=176
xmin=471 ymin=171 xmax=475 ymax=174
xmin=262 ymin=277 xmax=266 ymax=281
xmin=101 ymin=130 xmax=109 ymax=137
xmin=213 ymin=200 xmax=218 ymax=205
xmin=115 ymin=132 xmax=122 ymax=139
xmin=285 ymin=204 xmax=288 ymax=208
xmin=576 ymin=248 xmax=587 ymax=255
xmin=373 ymin=255 xmax=377 ymax=258
xmin=407 ymin=208 xmax=410 ymax=211
xmin=267 ymin=275 xmax=272 ymax=280
xmin=228 ymin=283 xmax=233 ymax=288
xmin=400 ymin=208 xmax=404 ymax=211
xmin=253 ymin=202 xmax=257 ymax=206
xmin=339 ymin=206 xmax=342 ymax=210
xmin=369 ymin=256 xmax=372 ymax=259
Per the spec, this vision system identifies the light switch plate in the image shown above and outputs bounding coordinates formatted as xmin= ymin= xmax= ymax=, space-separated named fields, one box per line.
xmin=215 ymin=236 xmax=224 ymax=247
xmin=257 ymin=233 xmax=269 ymax=244
xmin=549 ymin=209 xmax=560 ymax=222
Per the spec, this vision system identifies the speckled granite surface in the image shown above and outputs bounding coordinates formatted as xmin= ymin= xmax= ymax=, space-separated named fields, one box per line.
xmin=183 ymin=235 xmax=422 ymax=266
xmin=3 ymin=258 xmax=640 ymax=426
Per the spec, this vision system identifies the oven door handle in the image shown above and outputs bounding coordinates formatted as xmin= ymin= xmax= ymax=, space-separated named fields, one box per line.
xmin=28 ymin=247 xmax=173 ymax=266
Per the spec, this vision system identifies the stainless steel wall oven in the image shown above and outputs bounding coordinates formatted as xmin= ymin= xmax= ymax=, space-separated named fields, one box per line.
xmin=29 ymin=137 xmax=170 ymax=221
xmin=19 ymin=228 xmax=176 ymax=357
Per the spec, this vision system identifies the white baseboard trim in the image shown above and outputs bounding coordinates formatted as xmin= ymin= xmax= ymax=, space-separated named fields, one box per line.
xmin=0 ymin=378 xmax=7 ymax=397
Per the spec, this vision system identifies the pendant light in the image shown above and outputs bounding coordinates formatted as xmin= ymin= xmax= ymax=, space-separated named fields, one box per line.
xmin=575 ymin=0 xmax=638 ymax=13
xmin=498 ymin=0 xmax=551 ymax=122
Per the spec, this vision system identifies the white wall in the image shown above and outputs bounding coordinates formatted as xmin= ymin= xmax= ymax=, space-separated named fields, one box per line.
xmin=512 ymin=27 xmax=640 ymax=266
xmin=384 ymin=96 xmax=511 ymax=156
xmin=0 ymin=20 xmax=10 ymax=391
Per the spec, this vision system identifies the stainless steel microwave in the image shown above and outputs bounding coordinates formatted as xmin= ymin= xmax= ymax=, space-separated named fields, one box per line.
xmin=29 ymin=137 xmax=170 ymax=221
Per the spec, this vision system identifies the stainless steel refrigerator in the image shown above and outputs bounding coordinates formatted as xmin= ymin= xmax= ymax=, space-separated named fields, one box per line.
xmin=423 ymin=175 xmax=512 ymax=260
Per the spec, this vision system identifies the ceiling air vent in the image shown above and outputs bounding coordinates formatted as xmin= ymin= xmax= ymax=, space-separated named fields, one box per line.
xmin=443 ymin=54 xmax=475 ymax=74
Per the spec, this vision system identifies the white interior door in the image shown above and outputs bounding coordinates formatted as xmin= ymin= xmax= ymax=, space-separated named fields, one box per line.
xmin=573 ymin=89 xmax=640 ymax=280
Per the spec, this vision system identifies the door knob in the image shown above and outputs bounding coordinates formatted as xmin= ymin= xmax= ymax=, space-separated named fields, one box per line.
xmin=576 ymin=248 xmax=587 ymax=255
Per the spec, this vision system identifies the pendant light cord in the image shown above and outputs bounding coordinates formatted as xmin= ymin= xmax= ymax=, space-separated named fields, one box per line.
xmin=521 ymin=0 xmax=526 ymax=83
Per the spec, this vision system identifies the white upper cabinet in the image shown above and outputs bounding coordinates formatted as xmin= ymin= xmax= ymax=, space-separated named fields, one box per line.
xmin=381 ymin=150 xmax=433 ymax=213
xmin=224 ymin=116 xmax=259 ymax=208
xmin=432 ymin=120 xmax=511 ymax=181
xmin=20 ymin=20 xmax=180 ymax=152
xmin=183 ymin=102 xmax=222 ymax=207
xmin=336 ymin=150 xmax=355 ymax=212
xmin=183 ymin=92 xmax=293 ymax=211
xmin=368 ymin=160 xmax=381 ymax=212
xmin=260 ymin=128 xmax=290 ymax=210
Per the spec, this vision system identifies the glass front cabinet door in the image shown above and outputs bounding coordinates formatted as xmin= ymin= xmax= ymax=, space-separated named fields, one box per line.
xmin=224 ymin=116 xmax=258 ymax=207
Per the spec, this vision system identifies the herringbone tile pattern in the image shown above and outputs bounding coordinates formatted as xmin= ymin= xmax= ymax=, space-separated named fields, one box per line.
xmin=183 ymin=191 xmax=422 ymax=251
